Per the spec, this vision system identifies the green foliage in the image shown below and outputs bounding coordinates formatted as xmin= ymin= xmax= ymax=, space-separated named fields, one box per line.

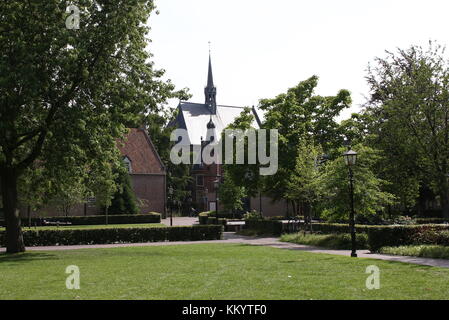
xmin=244 ymin=219 xmax=283 ymax=236
xmin=222 ymin=107 xmax=262 ymax=198
xmin=108 ymin=166 xmax=139 ymax=215
xmin=365 ymin=42 xmax=449 ymax=216
xmin=379 ymin=245 xmax=449 ymax=260
xmin=317 ymin=144 xmax=395 ymax=222
xmin=415 ymin=218 xmax=449 ymax=224
xmin=198 ymin=212 xmax=211 ymax=225
xmin=281 ymin=233 xmax=368 ymax=250
xmin=0 ymin=225 xmax=222 ymax=247
xmin=218 ymin=171 xmax=246 ymax=213
xmin=286 ymin=140 xmax=323 ymax=217
xmin=243 ymin=210 xmax=263 ymax=221
xmin=146 ymin=110 xmax=193 ymax=214
xmin=0 ymin=0 xmax=187 ymax=251
xmin=310 ymin=223 xmax=372 ymax=234
xmin=367 ymin=225 xmax=449 ymax=252
xmin=260 ymin=76 xmax=351 ymax=203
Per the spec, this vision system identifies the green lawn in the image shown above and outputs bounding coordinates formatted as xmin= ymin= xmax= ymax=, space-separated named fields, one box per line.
xmin=0 ymin=223 xmax=167 ymax=232
xmin=1 ymin=244 xmax=449 ymax=299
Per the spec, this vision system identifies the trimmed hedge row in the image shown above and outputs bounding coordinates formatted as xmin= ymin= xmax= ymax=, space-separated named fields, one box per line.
xmin=312 ymin=223 xmax=449 ymax=251
xmin=0 ymin=225 xmax=222 ymax=247
xmin=415 ymin=218 xmax=449 ymax=225
xmin=310 ymin=223 xmax=372 ymax=235
xmin=3 ymin=213 xmax=162 ymax=227
xmin=198 ymin=211 xmax=244 ymax=225
xmin=367 ymin=225 xmax=449 ymax=252
xmin=244 ymin=220 xmax=283 ymax=236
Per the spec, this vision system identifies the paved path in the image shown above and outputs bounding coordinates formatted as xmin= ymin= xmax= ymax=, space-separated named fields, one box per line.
xmin=2 ymin=232 xmax=449 ymax=268
xmin=161 ymin=217 xmax=198 ymax=226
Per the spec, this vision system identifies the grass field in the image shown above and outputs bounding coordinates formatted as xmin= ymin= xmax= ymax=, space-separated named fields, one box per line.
xmin=0 ymin=244 xmax=448 ymax=299
xmin=0 ymin=223 xmax=167 ymax=232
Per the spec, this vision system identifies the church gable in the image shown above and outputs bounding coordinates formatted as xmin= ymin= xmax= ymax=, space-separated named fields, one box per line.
xmin=117 ymin=128 xmax=165 ymax=175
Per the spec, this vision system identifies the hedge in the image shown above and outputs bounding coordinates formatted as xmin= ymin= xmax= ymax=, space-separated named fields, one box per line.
xmin=0 ymin=225 xmax=222 ymax=247
xmin=310 ymin=223 xmax=372 ymax=235
xmin=1 ymin=213 xmax=162 ymax=227
xmin=244 ymin=220 xmax=283 ymax=236
xmin=415 ymin=218 xmax=449 ymax=225
xmin=367 ymin=225 xmax=449 ymax=252
xmin=198 ymin=211 xmax=244 ymax=225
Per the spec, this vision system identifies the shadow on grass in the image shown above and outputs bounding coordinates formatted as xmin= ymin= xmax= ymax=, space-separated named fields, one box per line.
xmin=0 ymin=252 xmax=58 ymax=264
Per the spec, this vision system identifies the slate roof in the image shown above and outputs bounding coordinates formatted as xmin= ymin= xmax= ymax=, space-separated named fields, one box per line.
xmin=172 ymin=102 xmax=261 ymax=146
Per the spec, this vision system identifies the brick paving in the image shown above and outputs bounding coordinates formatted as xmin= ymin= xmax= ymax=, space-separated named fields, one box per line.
xmin=2 ymin=231 xmax=449 ymax=268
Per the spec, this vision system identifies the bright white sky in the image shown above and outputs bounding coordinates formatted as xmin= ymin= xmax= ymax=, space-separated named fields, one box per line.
xmin=149 ymin=0 xmax=449 ymax=121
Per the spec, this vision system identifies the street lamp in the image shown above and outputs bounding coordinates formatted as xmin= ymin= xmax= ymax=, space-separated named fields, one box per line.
xmin=168 ymin=186 xmax=173 ymax=227
xmin=214 ymin=178 xmax=220 ymax=216
xmin=343 ymin=149 xmax=358 ymax=258
xmin=204 ymin=187 xmax=208 ymax=211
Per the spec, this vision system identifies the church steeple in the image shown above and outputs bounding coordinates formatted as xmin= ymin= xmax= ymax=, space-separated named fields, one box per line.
xmin=204 ymin=53 xmax=217 ymax=114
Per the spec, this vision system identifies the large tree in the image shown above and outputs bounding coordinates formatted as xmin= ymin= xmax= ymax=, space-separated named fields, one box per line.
xmin=317 ymin=144 xmax=395 ymax=223
xmin=366 ymin=42 xmax=449 ymax=217
xmin=259 ymin=76 xmax=351 ymax=211
xmin=0 ymin=1 xmax=184 ymax=253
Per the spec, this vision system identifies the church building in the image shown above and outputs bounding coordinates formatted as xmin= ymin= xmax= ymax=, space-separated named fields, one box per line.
xmin=171 ymin=54 xmax=288 ymax=216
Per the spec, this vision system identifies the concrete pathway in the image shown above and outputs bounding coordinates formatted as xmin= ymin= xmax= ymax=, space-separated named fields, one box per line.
xmin=2 ymin=232 xmax=449 ymax=269
xmin=161 ymin=217 xmax=198 ymax=226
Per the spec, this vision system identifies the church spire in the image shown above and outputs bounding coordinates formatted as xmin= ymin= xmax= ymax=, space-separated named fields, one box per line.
xmin=204 ymin=49 xmax=217 ymax=114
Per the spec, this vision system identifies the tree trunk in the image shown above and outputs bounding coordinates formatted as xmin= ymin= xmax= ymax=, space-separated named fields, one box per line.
xmin=0 ymin=169 xmax=25 ymax=253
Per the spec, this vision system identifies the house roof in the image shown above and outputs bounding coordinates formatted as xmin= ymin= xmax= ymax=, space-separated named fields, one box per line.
xmin=173 ymin=102 xmax=261 ymax=146
xmin=117 ymin=128 xmax=165 ymax=175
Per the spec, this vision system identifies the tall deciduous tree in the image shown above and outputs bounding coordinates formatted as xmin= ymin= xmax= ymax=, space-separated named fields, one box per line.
xmin=366 ymin=42 xmax=449 ymax=217
xmin=260 ymin=76 xmax=351 ymax=211
xmin=0 ymin=1 xmax=185 ymax=253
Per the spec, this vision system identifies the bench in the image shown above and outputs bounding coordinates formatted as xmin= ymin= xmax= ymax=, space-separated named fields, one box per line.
xmin=226 ymin=221 xmax=245 ymax=232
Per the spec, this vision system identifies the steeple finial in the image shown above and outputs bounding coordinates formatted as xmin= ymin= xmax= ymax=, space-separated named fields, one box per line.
xmin=204 ymin=46 xmax=217 ymax=114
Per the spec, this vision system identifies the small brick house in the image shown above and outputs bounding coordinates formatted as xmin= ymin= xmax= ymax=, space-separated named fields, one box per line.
xmin=117 ymin=128 xmax=166 ymax=215
xmin=18 ymin=128 xmax=166 ymax=218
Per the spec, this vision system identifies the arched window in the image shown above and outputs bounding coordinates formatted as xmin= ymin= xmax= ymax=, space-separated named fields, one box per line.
xmin=123 ymin=156 xmax=132 ymax=173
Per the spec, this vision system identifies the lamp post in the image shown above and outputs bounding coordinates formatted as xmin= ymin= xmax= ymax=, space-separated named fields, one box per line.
xmin=214 ymin=177 xmax=220 ymax=216
xmin=168 ymin=186 xmax=173 ymax=227
xmin=204 ymin=187 xmax=209 ymax=211
xmin=343 ymin=149 xmax=358 ymax=258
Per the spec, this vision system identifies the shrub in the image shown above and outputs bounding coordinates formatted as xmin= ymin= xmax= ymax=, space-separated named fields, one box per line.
xmin=265 ymin=216 xmax=289 ymax=221
xmin=108 ymin=167 xmax=139 ymax=215
xmin=281 ymin=233 xmax=368 ymax=250
xmin=367 ymin=225 xmax=449 ymax=252
xmin=244 ymin=210 xmax=263 ymax=221
xmin=0 ymin=225 xmax=222 ymax=247
xmin=310 ymin=223 xmax=372 ymax=234
xmin=244 ymin=219 xmax=283 ymax=236
xmin=198 ymin=212 xmax=210 ymax=225
xmin=379 ymin=245 xmax=449 ymax=259
xmin=207 ymin=217 xmax=218 ymax=225
xmin=415 ymin=218 xmax=449 ymax=225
